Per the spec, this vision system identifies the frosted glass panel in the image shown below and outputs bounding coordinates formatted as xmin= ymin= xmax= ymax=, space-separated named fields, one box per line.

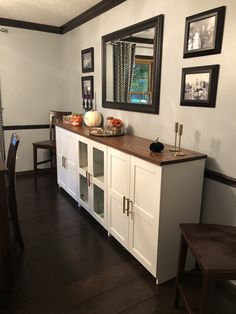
xmin=80 ymin=174 xmax=88 ymax=204
xmin=79 ymin=141 xmax=88 ymax=170
xmin=93 ymin=147 xmax=104 ymax=182
xmin=94 ymin=185 xmax=104 ymax=219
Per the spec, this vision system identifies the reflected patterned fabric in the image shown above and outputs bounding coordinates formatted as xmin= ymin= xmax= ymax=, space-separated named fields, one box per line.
xmin=0 ymin=105 xmax=5 ymax=160
xmin=113 ymin=42 xmax=136 ymax=103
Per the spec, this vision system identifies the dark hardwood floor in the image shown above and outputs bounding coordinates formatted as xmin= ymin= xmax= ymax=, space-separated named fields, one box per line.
xmin=0 ymin=173 xmax=235 ymax=314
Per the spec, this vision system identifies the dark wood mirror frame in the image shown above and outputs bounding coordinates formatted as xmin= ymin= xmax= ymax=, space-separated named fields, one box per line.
xmin=102 ymin=15 xmax=164 ymax=114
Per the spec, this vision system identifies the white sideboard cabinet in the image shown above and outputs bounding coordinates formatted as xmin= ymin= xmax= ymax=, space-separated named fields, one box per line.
xmin=55 ymin=124 xmax=206 ymax=284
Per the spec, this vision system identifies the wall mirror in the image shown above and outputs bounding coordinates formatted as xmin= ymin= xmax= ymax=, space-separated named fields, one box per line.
xmin=102 ymin=15 xmax=164 ymax=114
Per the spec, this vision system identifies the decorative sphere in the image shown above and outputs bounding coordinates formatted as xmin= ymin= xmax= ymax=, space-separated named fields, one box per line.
xmin=84 ymin=111 xmax=102 ymax=127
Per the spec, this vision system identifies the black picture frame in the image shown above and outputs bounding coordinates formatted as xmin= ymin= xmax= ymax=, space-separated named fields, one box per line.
xmin=183 ymin=6 xmax=226 ymax=58
xmin=81 ymin=47 xmax=94 ymax=72
xmin=81 ymin=76 xmax=94 ymax=99
xmin=180 ymin=65 xmax=220 ymax=107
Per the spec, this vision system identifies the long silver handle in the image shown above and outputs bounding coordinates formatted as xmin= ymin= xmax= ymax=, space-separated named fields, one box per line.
xmin=62 ymin=156 xmax=66 ymax=168
xmin=86 ymin=171 xmax=89 ymax=185
xmin=123 ymin=196 xmax=126 ymax=213
xmin=126 ymin=198 xmax=130 ymax=216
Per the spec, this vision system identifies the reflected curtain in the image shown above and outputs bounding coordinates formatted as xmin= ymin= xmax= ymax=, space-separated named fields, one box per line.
xmin=0 ymin=93 xmax=5 ymax=160
xmin=113 ymin=41 xmax=136 ymax=102
xmin=0 ymin=107 xmax=5 ymax=160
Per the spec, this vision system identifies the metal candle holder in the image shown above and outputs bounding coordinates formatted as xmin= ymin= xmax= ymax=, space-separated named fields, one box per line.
xmin=170 ymin=122 xmax=180 ymax=152
xmin=173 ymin=124 xmax=185 ymax=156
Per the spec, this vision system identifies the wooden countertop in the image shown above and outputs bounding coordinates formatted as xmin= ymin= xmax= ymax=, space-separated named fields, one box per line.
xmin=56 ymin=123 xmax=207 ymax=166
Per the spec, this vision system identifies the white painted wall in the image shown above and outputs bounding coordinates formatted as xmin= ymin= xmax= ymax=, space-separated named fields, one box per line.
xmin=0 ymin=27 xmax=64 ymax=170
xmin=61 ymin=0 xmax=236 ymax=226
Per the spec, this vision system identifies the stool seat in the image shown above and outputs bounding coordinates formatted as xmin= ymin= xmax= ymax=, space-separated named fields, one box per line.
xmin=32 ymin=140 xmax=56 ymax=149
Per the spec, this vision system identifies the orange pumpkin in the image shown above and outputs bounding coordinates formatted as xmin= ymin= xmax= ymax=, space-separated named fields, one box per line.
xmin=111 ymin=118 xmax=123 ymax=127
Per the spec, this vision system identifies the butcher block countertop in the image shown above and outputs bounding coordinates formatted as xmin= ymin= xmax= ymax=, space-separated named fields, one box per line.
xmin=56 ymin=122 xmax=207 ymax=166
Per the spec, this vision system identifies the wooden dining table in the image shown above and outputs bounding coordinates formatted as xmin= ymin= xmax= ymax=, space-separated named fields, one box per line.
xmin=0 ymin=159 xmax=12 ymax=291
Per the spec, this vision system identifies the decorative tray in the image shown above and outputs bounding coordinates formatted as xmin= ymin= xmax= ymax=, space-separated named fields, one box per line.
xmin=89 ymin=127 xmax=124 ymax=137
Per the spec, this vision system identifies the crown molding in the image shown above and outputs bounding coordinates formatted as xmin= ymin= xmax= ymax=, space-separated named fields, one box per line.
xmin=0 ymin=17 xmax=61 ymax=34
xmin=0 ymin=0 xmax=127 ymax=34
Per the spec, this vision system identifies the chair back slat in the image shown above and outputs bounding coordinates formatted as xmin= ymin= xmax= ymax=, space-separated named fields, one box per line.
xmin=7 ymin=133 xmax=19 ymax=188
xmin=49 ymin=110 xmax=72 ymax=141
xmin=6 ymin=133 xmax=24 ymax=249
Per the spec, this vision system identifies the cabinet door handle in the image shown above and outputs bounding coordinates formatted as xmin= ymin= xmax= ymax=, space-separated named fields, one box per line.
xmin=62 ymin=156 xmax=66 ymax=168
xmin=123 ymin=196 xmax=126 ymax=213
xmin=86 ymin=171 xmax=89 ymax=185
xmin=126 ymin=198 xmax=130 ymax=216
xmin=89 ymin=174 xmax=92 ymax=186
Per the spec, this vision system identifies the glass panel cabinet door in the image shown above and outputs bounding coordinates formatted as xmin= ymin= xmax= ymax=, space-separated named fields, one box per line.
xmin=78 ymin=137 xmax=107 ymax=228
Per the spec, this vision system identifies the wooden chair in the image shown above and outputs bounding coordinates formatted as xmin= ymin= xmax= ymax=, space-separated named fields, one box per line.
xmin=174 ymin=223 xmax=236 ymax=313
xmin=7 ymin=133 xmax=24 ymax=250
xmin=32 ymin=110 xmax=71 ymax=179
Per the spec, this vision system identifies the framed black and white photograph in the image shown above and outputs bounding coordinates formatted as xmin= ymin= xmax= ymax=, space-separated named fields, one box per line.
xmin=81 ymin=47 xmax=94 ymax=72
xmin=180 ymin=65 xmax=220 ymax=107
xmin=183 ymin=6 xmax=226 ymax=58
xmin=81 ymin=76 xmax=94 ymax=99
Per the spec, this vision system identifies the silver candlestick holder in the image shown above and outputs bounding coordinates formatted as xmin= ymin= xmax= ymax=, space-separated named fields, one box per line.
xmin=173 ymin=124 xmax=185 ymax=156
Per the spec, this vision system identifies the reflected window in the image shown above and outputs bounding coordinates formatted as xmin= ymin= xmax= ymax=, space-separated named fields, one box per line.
xmin=130 ymin=56 xmax=153 ymax=104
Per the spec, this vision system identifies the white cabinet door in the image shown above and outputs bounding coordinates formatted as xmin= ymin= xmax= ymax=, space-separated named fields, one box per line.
xmin=129 ymin=156 xmax=161 ymax=276
xmin=78 ymin=136 xmax=107 ymax=228
xmin=90 ymin=141 xmax=107 ymax=228
xmin=108 ymin=148 xmax=161 ymax=275
xmin=78 ymin=136 xmax=90 ymax=211
xmin=56 ymin=127 xmax=78 ymax=201
xmin=65 ymin=131 xmax=78 ymax=200
xmin=108 ymin=148 xmax=130 ymax=249
xmin=56 ymin=127 xmax=67 ymax=191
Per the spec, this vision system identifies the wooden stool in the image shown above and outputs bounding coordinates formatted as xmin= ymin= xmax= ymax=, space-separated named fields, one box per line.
xmin=174 ymin=223 xmax=236 ymax=314
xmin=32 ymin=110 xmax=71 ymax=179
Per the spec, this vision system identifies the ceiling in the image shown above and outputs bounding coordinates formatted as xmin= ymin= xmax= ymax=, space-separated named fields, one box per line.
xmin=0 ymin=0 xmax=102 ymax=27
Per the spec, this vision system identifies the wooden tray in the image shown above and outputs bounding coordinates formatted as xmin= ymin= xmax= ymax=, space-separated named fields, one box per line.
xmin=89 ymin=127 xmax=124 ymax=137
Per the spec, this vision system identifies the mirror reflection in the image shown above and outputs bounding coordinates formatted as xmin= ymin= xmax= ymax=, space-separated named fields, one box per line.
xmin=102 ymin=15 xmax=164 ymax=114
xmin=106 ymin=28 xmax=154 ymax=105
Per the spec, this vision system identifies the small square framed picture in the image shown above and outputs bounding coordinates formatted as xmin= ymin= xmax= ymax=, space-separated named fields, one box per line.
xmin=183 ymin=6 xmax=226 ymax=58
xmin=81 ymin=76 xmax=94 ymax=99
xmin=180 ymin=65 xmax=220 ymax=107
xmin=81 ymin=47 xmax=94 ymax=73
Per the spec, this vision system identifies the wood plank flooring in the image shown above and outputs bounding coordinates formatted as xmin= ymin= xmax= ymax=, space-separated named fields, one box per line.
xmin=0 ymin=173 xmax=235 ymax=314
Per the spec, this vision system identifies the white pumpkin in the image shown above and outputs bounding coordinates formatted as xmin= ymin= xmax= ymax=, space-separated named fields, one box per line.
xmin=84 ymin=111 xmax=102 ymax=127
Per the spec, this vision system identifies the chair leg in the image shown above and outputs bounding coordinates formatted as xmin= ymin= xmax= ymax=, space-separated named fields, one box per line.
xmin=9 ymin=193 xmax=24 ymax=250
xmin=33 ymin=145 xmax=37 ymax=180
